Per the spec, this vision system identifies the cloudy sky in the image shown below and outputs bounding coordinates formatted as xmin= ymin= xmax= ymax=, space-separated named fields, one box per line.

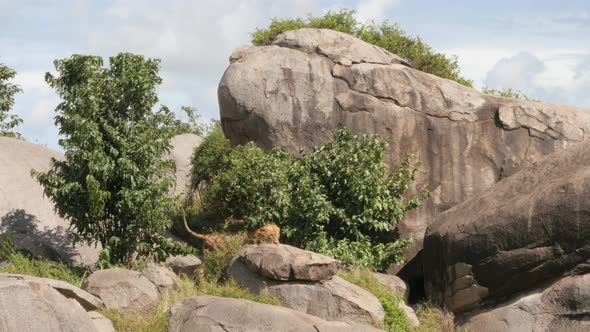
xmin=1 ymin=0 xmax=589 ymax=150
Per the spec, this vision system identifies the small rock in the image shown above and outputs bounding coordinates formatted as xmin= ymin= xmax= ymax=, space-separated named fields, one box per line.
xmin=142 ymin=263 xmax=178 ymax=295
xmin=165 ymin=254 xmax=202 ymax=277
xmin=401 ymin=304 xmax=420 ymax=329
xmin=82 ymin=268 xmax=159 ymax=314
xmin=239 ymin=244 xmax=341 ymax=281
xmin=373 ymin=272 xmax=409 ymax=302
xmin=168 ymin=295 xmax=385 ymax=332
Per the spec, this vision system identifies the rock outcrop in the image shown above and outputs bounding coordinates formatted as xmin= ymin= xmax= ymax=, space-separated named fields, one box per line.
xmin=218 ymin=28 xmax=590 ymax=264
xmin=167 ymin=133 xmax=202 ymax=196
xmin=82 ymin=268 xmax=160 ymax=314
xmin=0 ymin=273 xmax=112 ymax=332
xmin=165 ymin=254 xmax=202 ymax=277
xmin=141 ymin=263 xmax=179 ymax=295
xmin=461 ymin=274 xmax=590 ymax=332
xmin=226 ymin=244 xmax=385 ymax=327
xmin=0 ymin=137 xmax=100 ymax=266
xmin=422 ymin=140 xmax=590 ymax=312
xmin=168 ymin=295 xmax=385 ymax=332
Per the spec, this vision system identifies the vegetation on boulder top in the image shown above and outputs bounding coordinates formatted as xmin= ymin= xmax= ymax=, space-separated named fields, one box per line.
xmin=0 ymin=63 xmax=23 ymax=138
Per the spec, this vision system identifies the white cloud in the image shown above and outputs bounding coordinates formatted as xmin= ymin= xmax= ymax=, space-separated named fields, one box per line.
xmin=356 ymin=0 xmax=400 ymax=22
xmin=484 ymin=52 xmax=545 ymax=91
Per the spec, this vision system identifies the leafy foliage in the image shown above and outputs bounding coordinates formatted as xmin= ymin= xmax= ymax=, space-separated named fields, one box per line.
xmin=482 ymin=86 xmax=538 ymax=101
xmin=0 ymin=64 xmax=23 ymax=137
xmin=252 ymin=9 xmax=472 ymax=86
xmin=33 ymin=53 xmax=193 ymax=265
xmin=190 ymin=123 xmax=232 ymax=195
xmin=340 ymin=267 xmax=413 ymax=331
xmin=173 ymin=106 xmax=214 ymax=136
xmin=199 ymin=128 xmax=426 ymax=270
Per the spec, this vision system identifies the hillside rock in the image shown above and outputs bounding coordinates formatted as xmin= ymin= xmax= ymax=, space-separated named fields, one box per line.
xmin=82 ymin=268 xmax=159 ymax=314
xmin=226 ymin=250 xmax=384 ymax=326
xmin=239 ymin=244 xmax=341 ymax=281
xmin=373 ymin=272 xmax=409 ymax=302
xmin=167 ymin=133 xmax=202 ymax=196
xmin=0 ymin=276 xmax=106 ymax=332
xmin=423 ymin=141 xmax=590 ymax=312
xmin=0 ymin=137 xmax=100 ymax=266
xmin=168 ymin=295 xmax=384 ymax=332
xmin=461 ymin=274 xmax=590 ymax=332
xmin=218 ymin=28 xmax=590 ymax=264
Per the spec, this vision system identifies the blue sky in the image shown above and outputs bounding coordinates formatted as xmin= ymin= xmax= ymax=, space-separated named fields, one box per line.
xmin=1 ymin=0 xmax=589 ymax=150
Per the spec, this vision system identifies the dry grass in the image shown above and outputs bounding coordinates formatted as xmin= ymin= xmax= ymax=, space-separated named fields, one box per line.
xmin=415 ymin=303 xmax=456 ymax=332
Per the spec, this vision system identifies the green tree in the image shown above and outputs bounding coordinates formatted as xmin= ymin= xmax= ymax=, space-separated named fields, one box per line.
xmin=200 ymin=128 xmax=426 ymax=270
xmin=0 ymin=64 xmax=23 ymax=138
xmin=252 ymin=9 xmax=472 ymax=87
xmin=33 ymin=53 xmax=192 ymax=265
xmin=173 ymin=106 xmax=213 ymax=136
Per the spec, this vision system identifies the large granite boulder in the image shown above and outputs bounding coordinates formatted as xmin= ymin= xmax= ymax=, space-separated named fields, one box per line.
xmin=422 ymin=141 xmax=590 ymax=312
xmin=166 ymin=133 xmax=202 ymax=196
xmin=0 ymin=274 xmax=112 ymax=332
xmin=0 ymin=137 xmax=100 ymax=266
xmin=218 ymin=28 xmax=590 ymax=264
xmin=226 ymin=245 xmax=384 ymax=327
xmin=168 ymin=295 xmax=384 ymax=332
xmin=461 ymin=274 xmax=590 ymax=332
xmin=82 ymin=268 xmax=159 ymax=314
xmin=141 ymin=263 xmax=179 ymax=295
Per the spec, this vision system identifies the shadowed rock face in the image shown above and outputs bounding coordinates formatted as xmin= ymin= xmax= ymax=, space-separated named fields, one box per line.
xmin=422 ymin=141 xmax=590 ymax=312
xmin=218 ymin=28 xmax=590 ymax=263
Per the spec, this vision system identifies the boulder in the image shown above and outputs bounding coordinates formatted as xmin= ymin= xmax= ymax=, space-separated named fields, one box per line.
xmin=88 ymin=311 xmax=115 ymax=332
xmin=165 ymin=254 xmax=202 ymax=277
xmin=0 ymin=273 xmax=103 ymax=310
xmin=82 ymin=268 xmax=159 ymax=313
xmin=0 ymin=278 xmax=104 ymax=332
xmin=218 ymin=28 xmax=590 ymax=264
xmin=461 ymin=274 xmax=590 ymax=332
xmin=141 ymin=263 xmax=178 ymax=295
xmin=423 ymin=141 xmax=590 ymax=312
xmin=166 ymin=133 xmax=202 ymax=196
xmin=239 ymin=244 xmax=341 ymax=281
xmin=226 ymin=255 xmax=384 ymax=326
xmin=0 ymin=137 xmax=100 ymax=266
xmin=373 ymin=272 xmax=409 ymax=302
xmin=168 ymin=295 xmax=384 ymax=332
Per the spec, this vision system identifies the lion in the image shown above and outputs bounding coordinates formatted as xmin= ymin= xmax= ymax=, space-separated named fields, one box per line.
xmin=182 ymin=210 xmax=280 ymax=251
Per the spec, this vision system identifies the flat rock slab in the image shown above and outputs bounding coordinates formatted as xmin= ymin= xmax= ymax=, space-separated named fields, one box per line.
xmin=168 ymin=295 xmax=384 ymax=332
xmin=0 ymin=279 xmax=101 ymax=332
xmin=0 ymin=273 xmax=103 ymax=310
xmin=165 ymin=254 xmax=202 ymax=277
xmin=82 ymin=268 xmax=159 ymax=314
xmin=239 ymin=244 xmax=340 ymax=281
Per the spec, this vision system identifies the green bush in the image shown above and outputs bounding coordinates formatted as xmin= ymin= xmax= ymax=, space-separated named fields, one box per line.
xmin=482 ymin=86 xmax=538 ymax=101
xmin=0 ymin=63 xmax=23 ymax=138
xmin=190 ymin=123 xmax=232 ymax=195
xmin=33 ymin=53 xmax=194 ymax=265
xmin=252 ymin=9 xmax=472 ymax=87
xmin=199 ymin=128 xmax=426 ymax=270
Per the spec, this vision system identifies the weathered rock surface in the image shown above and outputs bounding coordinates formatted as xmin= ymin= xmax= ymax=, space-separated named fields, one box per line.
xmin=239 ymin=244 xmax=340 ymax=281
xmin=226 ymin=254 xmax=384 ymax=326
xmin=165 ymin=254 xmax=202 ymax=277
xmin=423 ymin=141 xmax=590 ymax=312
xmin=82 ymin=268 xmax=159 ymax=313
xmin=167 ymin=133 xmax=202 ymax=196
xmin=0 ymin=273 xmax=103 ymax=310
xmin=0 ymin=137 xmax=100 ymax=266
xmin=88 ymin=311 xmax=115 ymax=332
xmin=168 ymin=295 xmax=384 ymax=332
xmin=141 ymin=263 xmax=178 ymax=295
xmin=0 ymin=277 xmax=104 ymax=332
xmin=461 ymin=274 xmax=590 ymax=332
xmin=218 ymin=28 xmax=590 ymax=264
